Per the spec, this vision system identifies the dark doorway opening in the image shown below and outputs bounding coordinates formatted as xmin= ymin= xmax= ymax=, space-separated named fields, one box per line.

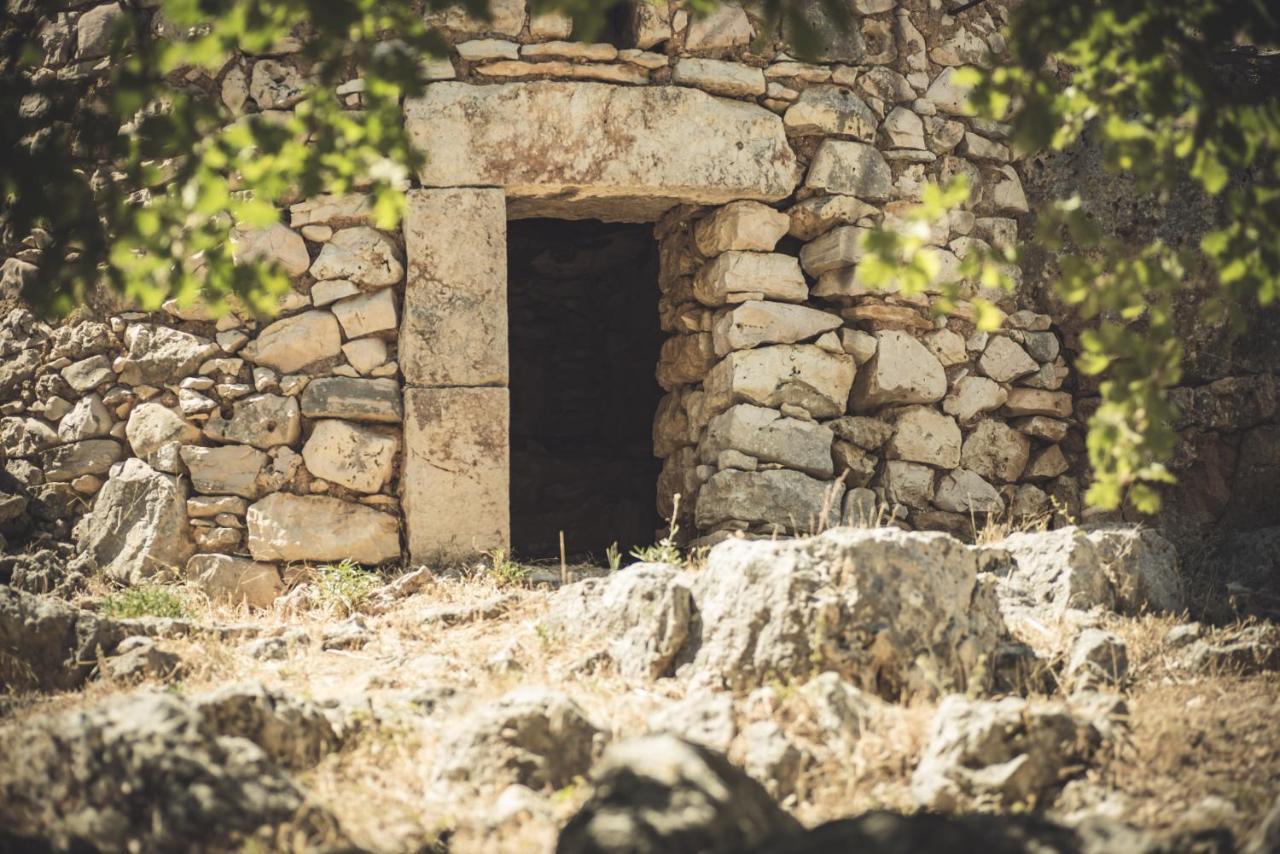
xmin=508 ymin=219 xmax=662 ymax=562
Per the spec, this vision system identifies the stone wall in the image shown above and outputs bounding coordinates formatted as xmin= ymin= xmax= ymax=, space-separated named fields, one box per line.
xmin=4 ymin=0 xmax=1098 ymax=592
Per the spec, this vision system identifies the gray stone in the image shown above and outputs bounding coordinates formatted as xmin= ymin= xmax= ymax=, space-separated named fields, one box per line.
xmin=703 ymin=345 xmax=855 ymax=420
xmin=672 ymin=58 xmax=766 ymax=97
xmin=202 ymin=394 xmax=301 ymax=449
xmin=805 ymin=140 xmax=893 ymax=201
xmin=850 ymin=331 xmax=947 ymax=411
xmin=694 ymin=202 xmax=790 ymax=256
xmin=647 ymin=691 xmax=737 ymax=753
xmin=61 ymin=355 xmax=115 ymax=392
xmin=827 ymin=415 xmax=893 ymax=450
xmin=979 ymin=336 xmax=1038 ymax=383
xmin=883 ymin=460 xmax=935 ymax=509
xmin=193 ymin=681 xmax=339 ymax=768
xmin=799 ymin=225 xmax=872 ymax=276
xmin=76 ymin=458 xmax=193 ymax=583
xmin=125 ymin=403 xmax=201 ymax=457
xmin=406 ymin=82 xmax=796 ymax=219
xmin=301 ymin=419 xmax=398 ymax=493
xmin=784 ymin=85 xmax=878 ymax=139
xmin=1084 ymin=527 xmax=1185 ymax=615
xmin=695 ymin=469 xmax=841 ymax=535
xmin=960 ymin=419 xmax=1030 ymax=482
xmin=711 ymin=301 xmax=842 ymax=356
xmin=933 ymin=469 xmax=1004 ymax=514
xmin=0 ymin=585 xmax=129 ymax=691
xmin=1065 ymin=628 xmax=1128 ymax=691
xmin=299 ymin=376 xmax=402 ymax=423
xmin=42 ymin=439 xmax=123 ymax=482
xmin=180 ymin=444 xmax=267 ymax=499
xmin=884 ymin=406 xmax=961 ymax=468
xmin=240 ymin=311 xmax=342 ymax=374
xmin=56 ymin=394 xmax=112 ymax=441
xmin=117 ymin=325 xmax=220 ymax=386
xmin=998 ymin=527 xmax=1118 ymax=615
xmin=694 ymin=252 xmax=808 ymax=306
xmin=247 ymin=492 xmax=400 ymax=564
xmin=699 ymin=404 xmax=834 ymax=478
xmin=557 ymin=735 xmax=800 ymax=854
xmin=249 ymin=59 xmax=305 ymax=109
xmin=309 ymin=227 xmax=404 ymax=288
xmin=103 ymin=636 xmax=183 ymax=684
xmin=76 ymin=3 xmax=126 ymax=59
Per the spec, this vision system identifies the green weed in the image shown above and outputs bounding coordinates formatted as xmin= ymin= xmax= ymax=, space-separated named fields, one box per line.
xmin=100 ymin=585 xmax=190 ymax=620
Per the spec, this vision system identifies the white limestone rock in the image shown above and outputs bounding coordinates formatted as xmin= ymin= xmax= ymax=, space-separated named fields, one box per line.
xmin=694 ymin=202 xmax=790 ymax=256
xmin=57 ymin=394 xmax=112 ymax=441
xmin=943 ymin=375 xmax=1008 ymax=424
xmin=693 ymin=252 xmax=808 ymax=306
xmin=979 ymin=335 xmax=1038 ymax=383
xmin=202 ymin=394 xmax=301 ymax=449
xmin=698 ymin=404 xmax=834 ymax=478
xmin=330 ymin=288 xmax=397 ymax=338
xmin=76 ymin=458 xmax=193 ymax=584
xmin=805 ymin=140 xmax=893 ymax=201
xmin=960 ymin=419 xmax=1030 ymax=483
xmin=117 ymin=325 xmax=219 ymax=386
xmin=933 ymin=468 xmax=1004 ymax=514
xmin=184 ymin=554 xmax=282 ymax=609
xmin=881 ymin=106 xmax=926 ymax=149
xmin=799 ymin=225 xmax=871 ymax=276
xmin=924 ymin=67 xmax=973 ymax=115
xmin=231 ymin=224 xmax=310 ymax=277
xmin=883 ymin=459 xmax=935 ymax=509
xmin=672 ymin=58 xmax=766 ymax=97
xmin=308 ymin=227 xmax=404 ymax=288
xmin=125 ymin=403 xmax=201 ymax=457
xmin=180 ymin=444 xmax=268 ymax=499
xmin=884 ymin=405 xmax=961 ymax=468
xmin=684 ymin=3 xmax=754 ymax=51
xmin=247 ymin=493 xmax=400 ymax=564
xmin=850 ymin=331 xmax=946 ymax=411
xmin=695 ymin=469 xmax=840 ymax=534
xmin=301 ymin=419 xmax=398 ymax=494
xmin=241 ymin=311 xmax=342 ymax=374
xmin=711 ymin=301 xmax=842 ymax=356
xmin=786 ymin=195 xmax=879 ymax=241
xmin=783 ymin=85 xmax=878 ymax=140
xmin=703 ymin=344 xmax=855 ymax=420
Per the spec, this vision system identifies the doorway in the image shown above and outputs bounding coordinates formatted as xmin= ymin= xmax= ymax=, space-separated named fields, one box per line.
xmin=507 ymin=219 xmax=662 ymax=561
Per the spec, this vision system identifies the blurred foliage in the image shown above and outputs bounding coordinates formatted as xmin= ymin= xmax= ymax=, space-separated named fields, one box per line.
xmin=863 ymin=0 xmax=1280 ymax=513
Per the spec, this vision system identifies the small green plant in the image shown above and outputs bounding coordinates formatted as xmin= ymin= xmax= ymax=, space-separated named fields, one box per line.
xmin=631 ymin=495 xmax=684 ymax=565
xmin=315 ymin=558 xmax=380 ymax=615
xmin=100 ymin=585 xmax=190 ymax=620
xmin=484 ymin=548 xmax=530 ymax=586
xmin=605 ymin=542 xmax=622 ymax=571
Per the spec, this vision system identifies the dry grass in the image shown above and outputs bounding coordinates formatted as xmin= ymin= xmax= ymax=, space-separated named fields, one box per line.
xmin=3 ymin=565 xmax=1279 ymax=852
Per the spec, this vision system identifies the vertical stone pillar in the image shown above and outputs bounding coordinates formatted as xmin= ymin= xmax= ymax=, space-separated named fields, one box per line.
xmin=400 ymin=188 xmax=510 ymax=561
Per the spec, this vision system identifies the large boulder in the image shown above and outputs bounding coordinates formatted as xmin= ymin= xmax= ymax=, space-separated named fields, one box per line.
xmin=192 ymin=681 xmax=340 ymax=769
xmin=685 ymin=528 xmax=1008 ymax=697
xmin=435 ymin=687 xmax=605 ymax=792
xmin=406 ymin=82 xmax=798 ymax=220
xmin=0 ymin=690 xmax=342 ymax=851
xmin=543 ymin=563 xmax=693 ymax=679
xmin=0 ymin=586 xmax=130 ymax=691
xmin=557 ymin=735 xmax=802 ymax=854
xmin=76 ymin=459 xmax=194 ymax=584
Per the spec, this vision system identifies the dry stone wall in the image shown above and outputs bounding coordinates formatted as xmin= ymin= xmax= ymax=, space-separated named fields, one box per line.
xmin=2 ymin=0 xmax=1096 ymax=586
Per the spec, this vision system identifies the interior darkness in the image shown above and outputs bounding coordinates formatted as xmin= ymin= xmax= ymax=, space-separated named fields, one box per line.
xmin=508 ymin=219 xmax=662 ymax=562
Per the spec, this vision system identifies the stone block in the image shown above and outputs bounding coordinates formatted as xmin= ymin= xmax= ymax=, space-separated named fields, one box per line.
xmin=672 ymin=58 xmax=766 ymax=97
xmin=247 ymin=493 xmax=400 ymax=564
xmin=695 ymin=469 xmax=841 ymax=534
xmin=711 ymin=301 xmax=842 ymax=356
xmin=850 ymin=331 xmax=947 ymax=411
xmin=180 ymin=445 xmax=268 ymax=499
xmin=301 ymin=419 xmax=398 ymax=494
xmin=703 ymin=345 xmax=855 ymax=420
xmin=885 ymin=406 xmax=961 ymax=469
xmin=402 ymin=387 xmax=509 ymax=561
xmin=185 ymin=555 xmax=282 ymax=609
xmin=805 ymin=140 xmax=892 ymax=201
xmin=693 ymin=252 xmax=808 ymax=306
xmin=331 ymin=288 xmax=397 ymax=339
xmin=698 ymin=404 xmax=835 ymax=478
xmin=401 ymin=188 xmax=508 ymax=387
xmin=299 ymin=377 xmax=402 ymax=423
xmin=694 ymin=202 xmax=789 ymax=256
xmin=309 ymin=226 xmax=404 ymax=289
xmin=240 ymin=311 xmax=342 ymax=375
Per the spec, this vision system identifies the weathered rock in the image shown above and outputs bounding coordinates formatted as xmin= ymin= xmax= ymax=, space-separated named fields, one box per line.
xmin=1084 ymin=527 xmax=1185 ymax=614
xmin=944 ymin=376 xmax=1008 ymax=424
xmin=1026 ymin=444 xmax=1069 ymax=480
xmin=193 ymin=681 xmax=339 ymax=768
xmin=657 ymin=334 xmax=717 ymax=389
xmin=557 ymin=735 xmax=801 ymax=854
xmin=696 ymin=469 xmax=841 ymax=534
xmin=104 ymin=636 xmax=184 ymax=684
xmin=0 ymin=690 xmax=340 ymax=850
xmin=544 ymin=563 xmax=692 ymax=679
xmin=246 ymin=492 xmax=400 ymax=564
xmin=694 ymin=202 xmax=790 ymax=256
xmin=124 ymin=403 xmax=200 ymax=459
xmin=423 ymin=0 xmax=525 ymax=36
xmin=299 ymin=376 xmax=402 ymax=423
xmin=61 ymin=354 xmax=115 ymax=392
xmin=997 ymin=527 xmax=1117 ymax=615
xmin=712 ymin=301 xmax=842 ymax=356
xmin=436 ymin=688 xmax=604 ymax=791
xmin=882 ymin=106 xmax=927 ymax=149
xmin=699 ymin=404 xmax=834 ymax=478
xmin=76 ymin=2 xmax=127 ymax=58
xmin=933 ymin=469 xmax=1004 ymax=514
xmin=0 ymin=585 xmax=129 ymax=691
xmin=805 ymin=140 xmax=893 ymax=200
xmin=185 ymin=555 xmax=282 ymax=609
xmin=883 ymin=460 xmax=936 ymax=509
xmin=407 ymin=82 xmax=797 ymax=219
xmin=884 ymin=406 xmax=961 ymax=468
xmin=231 ymin=224 xmax=310 ymax=276
xmin=832 ymin=441 xmax=878 ymax=487
xmin=56 ymin=394 xmax=112 ymax=441
xmin=0 ymin=416 xmax=58 ymax=456
xmin=687 ymin=528 xmax=1007 ymax=696
xmin=301 ymin=419 xmax=398 ymax=493
xmin=42 ymin=439 xmax=124 ymax=481
xmin=1065 ymin=628 xmax=1128 ymax=691
xmin=647 ymin=691 xmax=737 ymax=752
xmin=960 ymin=419 xmax=1030 ymax=482
xmin=330 ymin=287 xmax=397 ymax=339
xmin=684 ymin=2 xmax=754 ymax=51
xmin=827 ymin=415 xmax=893 ymax=450
xmin=693 ymin=252 xmax=808 ymax=306
xmin=241 ymin=311 xmax=342 ymax=374
xmin=309 ymin=227 xmax=404 ymax=288
xmin=1004 ymin=388 xmax=1072 ymax=418
xmin=117 ymin=325 xmax=220 ymax=386
xmin=672 ymin=58 xmax=766 ymax=97
xmin=76 ymin=458 xmax=193 ymax=584
xmin=784 ymin=85 xmax=878 ymax=140
xmin=798 ymin=225 xmax=871 ymax=276
xmin=203 ymin=394 xmax=301 ymax=449
xmin=786 ymin=195 xmax=879 ymax=241
xmin=850 ymin=331 xmax=946 ymax=411
xmin=924 ymin=67 xmax=974 ymax=115
xmin=249 ymin=59 xmax=305 ymax=109
xmin=181 ymin=444 xmax=267 ymax=499
xmin=703 ymin=345 xmax=855 ymax=420
xmin=912 ymin=695 xmax=1098 ymax=810
xmin=979 ymin=336 xmax=1038 ymax=383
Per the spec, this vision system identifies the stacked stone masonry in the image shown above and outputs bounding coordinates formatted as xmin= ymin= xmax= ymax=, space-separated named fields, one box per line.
xmin=2 ymin=0 xmax=1106 ymax=599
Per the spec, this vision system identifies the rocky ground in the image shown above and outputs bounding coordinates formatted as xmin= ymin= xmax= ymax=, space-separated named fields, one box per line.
xmin=1 ymin=525 xmax=1279 ymax=854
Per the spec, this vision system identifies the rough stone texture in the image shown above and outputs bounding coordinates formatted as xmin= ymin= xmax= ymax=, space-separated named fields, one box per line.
xmin=711 ymin=301 xmax=842 ymax=356
xmin=0 ymin=690 xmax=339 ymax=851
xmin=76 ymin=459 xmax=193 ymax=583
xmin=309 ymin=226 xmax=404 ymax=288
xmin=911 ymin=695 xmax=1098 ymax=810
xmin=934 ymin=469 xmax=1004 ymax=514
xmin=406 ymin=82 xmax=797 ymax=219
xmin=0 ymin=585 xmax=130 ymax=691
xmin=181 ymin=444 xmax=267 ymax=499
xmin=299 ymin=376 xmax=402 ymax=423
xmin=330 ymin=288 xmax=397 ymax=338
xmin=699 ymin=404 xmax=834 ymax=478
xmin=944 ymin=376 xmax=1008 ymax=424
xmin=240 ymin=311 xmax=342 ymax=374
xmin=301 ymin=419 xmax=398 ymax=493
xmin=704 ymin=345 xmax=855 ymax=420
xmin=695 ymin=469 xmax=841 ymax=534
xmin=192 ymin=682 xmax=339 ymax=769
xmin=805 ymin=140 xmax=893 ymax=201
xmin=117 ymin=324 xmax=220 ymax=386
xmin=672 ymin=58 xmax=766 ymax=98
xmin=693 ymin=252 xmax=808 ymax=306
xmin=694 ymin=201 xmax=790 ymax=256
xmin=997 ymin=527 xmax=1117 ymax=615
xmin=884 ymin=406 xmax=961 ymax=469
xmin=203 ymin=394 xmax=301 ymax=449
xmin=544 ymin=563 xmax=692 ymax=679
xmin=42 ymin=439 xmax=123 ymax=481
xmin=435 ymin=688 xmax=604 ymax=791
xmin=961 ymin=420 xmax=1031 ymax=482
xmin=979 ymin=336 xmax=1039 ymax=383
xmin=185 ymin=555 xmax=282 ymax=609
xmin=1084 ymin=527 xmax=1185 ymax=614
xmin=402 ymin=387 xmax=508 ymax=560
xmin=401 ymin=188 xmax=508 ymax=387
xmin=558 ymin=735 xmax=801 ymax=854
xmin=247 ymin=492 xmax=400 ymax=564
xmin=850 ymin=331 xmax=947 ymax=411
xmin=231 ymin=224 xmax=310 ymax=276
xmin=687 ymin=528 xmax=1006 ymax=696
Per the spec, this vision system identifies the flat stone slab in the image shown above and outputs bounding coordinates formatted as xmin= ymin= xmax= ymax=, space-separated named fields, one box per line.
xmin=405 ymin=82 xmax=798 ymax=221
